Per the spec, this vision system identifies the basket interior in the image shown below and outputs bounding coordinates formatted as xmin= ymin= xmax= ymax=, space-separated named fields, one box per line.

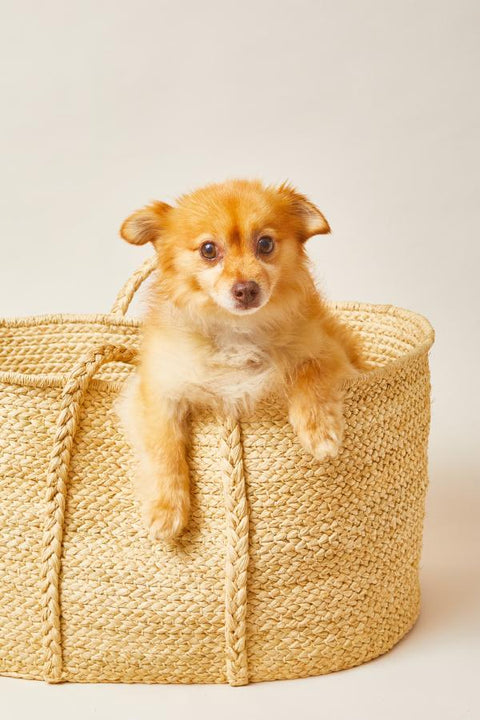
xmin=0 ymin=316 xmax=139 ymax=384
xmin=331 ymin=303 xmax=433 ymax=369
xmin=0 ymin=305 xmax=433 ymax=385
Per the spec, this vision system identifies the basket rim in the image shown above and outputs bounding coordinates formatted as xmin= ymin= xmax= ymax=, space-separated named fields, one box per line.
xmin=0 ymin=302 xmax=434 ymax=392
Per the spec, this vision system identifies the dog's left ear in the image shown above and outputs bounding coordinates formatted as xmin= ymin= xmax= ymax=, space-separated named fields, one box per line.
xmin=278 ymin=184 xmax=331 ymax=239
xmin=120 ymin=201 xmax=172 ymax=247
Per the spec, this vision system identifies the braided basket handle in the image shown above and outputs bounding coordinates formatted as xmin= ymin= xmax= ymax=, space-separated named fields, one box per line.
xmin=110 ymin=255 xmax=158 ymax=316
xmin=40 ymin=344 xmax=136 ymax=683
xmin=39 ymin=342 xmax=250 ymax=685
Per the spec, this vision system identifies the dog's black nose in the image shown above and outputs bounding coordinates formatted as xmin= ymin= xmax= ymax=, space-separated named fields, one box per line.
xmin=232 ymin=281 xmax=260 ymax=306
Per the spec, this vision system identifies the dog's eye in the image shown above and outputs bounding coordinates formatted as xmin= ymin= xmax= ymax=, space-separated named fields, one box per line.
xmin=200 ymin=241 xmax=217 ymax=260
xmin=257 ymin=236 xmax=275 ymax=255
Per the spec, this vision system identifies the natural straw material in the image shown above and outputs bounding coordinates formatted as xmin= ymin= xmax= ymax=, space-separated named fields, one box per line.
xmin=0 ymin=257 xmax=434 ymax=685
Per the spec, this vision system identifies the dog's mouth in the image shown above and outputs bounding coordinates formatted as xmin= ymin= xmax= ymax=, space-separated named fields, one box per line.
xmin=231 ymin=301 xmax=262 ymax=315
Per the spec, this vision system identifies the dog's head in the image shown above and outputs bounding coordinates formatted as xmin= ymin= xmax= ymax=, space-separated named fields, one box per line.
xmin=120 ymin=179 xmax=329 ymax=320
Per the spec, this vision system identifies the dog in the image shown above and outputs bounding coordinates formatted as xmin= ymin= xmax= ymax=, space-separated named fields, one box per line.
xmin=118 ymin=179 xmax=366 ymax=541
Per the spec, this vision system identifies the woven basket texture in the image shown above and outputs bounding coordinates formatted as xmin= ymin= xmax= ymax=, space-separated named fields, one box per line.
xmin=0 ymin=258 xmax=434 ymax=685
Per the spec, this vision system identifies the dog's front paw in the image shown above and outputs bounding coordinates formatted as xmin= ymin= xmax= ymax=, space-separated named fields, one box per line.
xmin=141 ymin=491 xmax=190 ymax=542
xmin=289 ymin=399 xmax=345 ymax=461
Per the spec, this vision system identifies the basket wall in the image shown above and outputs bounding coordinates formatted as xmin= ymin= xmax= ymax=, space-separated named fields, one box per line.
xmin=0 ymin=304 xmax=433 ymax=685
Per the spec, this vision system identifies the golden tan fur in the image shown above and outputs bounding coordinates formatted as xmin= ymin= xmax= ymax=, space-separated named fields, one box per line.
xmin=118 ymin=179 xmax=366 ymax=540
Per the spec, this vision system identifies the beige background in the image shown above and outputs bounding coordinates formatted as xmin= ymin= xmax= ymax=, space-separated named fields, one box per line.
xmin=1 ymin=1 xmax=479 ymax=718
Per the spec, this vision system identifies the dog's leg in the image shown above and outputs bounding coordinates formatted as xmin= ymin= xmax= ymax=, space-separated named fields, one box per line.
xmin=287 ymin=357 xmax=346 ymax=461
xmin=121 ymin=378 xmax=190 ymax=541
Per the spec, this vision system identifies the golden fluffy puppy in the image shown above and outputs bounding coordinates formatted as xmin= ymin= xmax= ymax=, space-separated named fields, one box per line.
xmin=119 ymin=179 xmax=366 ymax=541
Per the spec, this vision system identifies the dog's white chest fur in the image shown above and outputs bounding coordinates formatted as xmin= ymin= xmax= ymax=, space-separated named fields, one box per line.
xmin=135 ymin=321 xmax=281 ymax=417
xmin=192 ymin=326 xmax=278 ymax=414
xmin=204 ymin=333 xmax=275 ymax=411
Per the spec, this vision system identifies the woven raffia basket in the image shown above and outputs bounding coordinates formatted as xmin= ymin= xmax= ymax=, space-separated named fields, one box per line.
xmin=0 ymin=257 xmax=434 ymax=686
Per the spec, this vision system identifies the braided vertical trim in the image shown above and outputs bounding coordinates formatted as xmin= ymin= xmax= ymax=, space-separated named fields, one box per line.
xmin=220 ymin=415 xmax=249 ymax=686
xmin=40 ymin=345 xmax=135 ymax=683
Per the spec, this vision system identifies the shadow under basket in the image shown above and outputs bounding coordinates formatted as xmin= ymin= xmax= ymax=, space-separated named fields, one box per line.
xmin=0 ymin=257 xmax=435 ymax=685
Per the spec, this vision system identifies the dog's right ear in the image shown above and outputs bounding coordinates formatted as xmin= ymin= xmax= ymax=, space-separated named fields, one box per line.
xmin=120 ymin=202 xmax=172 ymax=246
